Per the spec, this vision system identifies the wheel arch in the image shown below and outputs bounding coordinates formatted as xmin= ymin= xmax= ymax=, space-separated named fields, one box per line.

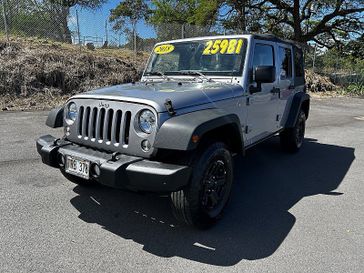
xmin=285 ymin=92 xmax=310 ymax=128
xmin=154 ymin=109 xmax=244 ymax=153
xmin=46 ymin=107 xmax=64 ymax=128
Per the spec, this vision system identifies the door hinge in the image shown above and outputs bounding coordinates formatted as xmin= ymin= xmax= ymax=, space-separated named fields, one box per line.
xmin=246 ymin=97 xmax=250 ymax=106
xmin=245 ymin=125 xmax=249 ymax=134
xmin=276 ymin=114 xmax=280 ymax=121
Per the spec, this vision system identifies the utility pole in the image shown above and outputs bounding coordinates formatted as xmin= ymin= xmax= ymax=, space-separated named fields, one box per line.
xmin=312 ymin=43 xmax=317 ymax=72
xmin=105 ymin=20 xmax=108 ymax=44
xmin=2 ymin=0 xmax=9 ymax=41
xmin=76 ymin=9 xmax=81 ymax=45
xmin=134 ymin=29 xmax=137 ymax=54
xmin=132 ymin=20 xmax=137 ymax=55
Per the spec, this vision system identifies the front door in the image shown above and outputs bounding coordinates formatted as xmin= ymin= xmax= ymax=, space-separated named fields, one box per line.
xmin=246 ymin=41 xmax=279 ymax=145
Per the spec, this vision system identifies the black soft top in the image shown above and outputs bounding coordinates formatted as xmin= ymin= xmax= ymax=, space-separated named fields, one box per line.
xmin=252 ymin=34 xmax=303 ymax=49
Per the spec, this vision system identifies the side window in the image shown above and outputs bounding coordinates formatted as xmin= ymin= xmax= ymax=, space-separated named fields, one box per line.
xmin=294 ymin=48 xmax=304 ymax=77
xmin=279 ymin=47 xmax=292 ymax=80
xmin=253 ymin=44 xmax=274 ymax=70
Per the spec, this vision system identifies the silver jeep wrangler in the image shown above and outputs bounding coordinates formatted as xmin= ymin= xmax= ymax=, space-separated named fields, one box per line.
xmin=37 ymin=34 xmax=309 ymax=228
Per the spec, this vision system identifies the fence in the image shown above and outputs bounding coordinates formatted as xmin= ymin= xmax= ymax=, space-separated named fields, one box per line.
xmin=304 ymin=45 xmax=364 ymax=89
xmin=0 ymin=1 xmax=227 ymax=53
xmin=0 ymin=1 xmax=362 ymax=89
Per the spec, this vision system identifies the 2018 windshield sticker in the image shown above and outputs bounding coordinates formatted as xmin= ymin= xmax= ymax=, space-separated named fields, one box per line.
xmin=203 ymin=39 xmax=244 ymax=55
xmin=154 ymin=44 xmax=175 ymax=54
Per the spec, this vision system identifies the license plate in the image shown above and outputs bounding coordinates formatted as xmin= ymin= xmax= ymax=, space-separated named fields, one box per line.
xmin=65 ymin=156 xmax=90 ymax=179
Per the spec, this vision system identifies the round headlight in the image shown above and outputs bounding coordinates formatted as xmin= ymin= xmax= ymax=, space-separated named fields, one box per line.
xmin=66 ymin=102 xmax=78 ymax=125
xmin=138 ymin=109 xmax=156 ymax=134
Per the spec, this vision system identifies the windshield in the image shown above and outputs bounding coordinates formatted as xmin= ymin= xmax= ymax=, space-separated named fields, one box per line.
xmin=145 ymin=38 xmax=247 ymax=77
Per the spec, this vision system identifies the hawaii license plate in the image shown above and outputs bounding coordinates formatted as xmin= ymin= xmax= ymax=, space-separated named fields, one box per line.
xmin=65 ymin=156 xmax=90 ymax=179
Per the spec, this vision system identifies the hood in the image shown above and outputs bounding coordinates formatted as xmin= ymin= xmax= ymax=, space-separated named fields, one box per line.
xmin=73 ymin=81 xmax=244 ymax=113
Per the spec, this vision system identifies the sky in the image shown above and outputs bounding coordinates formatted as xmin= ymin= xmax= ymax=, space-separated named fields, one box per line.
xmin=70 ymin=0 xmax=156 ymax=45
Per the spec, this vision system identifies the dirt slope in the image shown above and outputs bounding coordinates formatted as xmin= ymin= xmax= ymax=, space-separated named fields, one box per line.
xmin=0 ymin=37 xmax=340 ymax=111
xmin=0 ymin=37 xmax=148 ymax=111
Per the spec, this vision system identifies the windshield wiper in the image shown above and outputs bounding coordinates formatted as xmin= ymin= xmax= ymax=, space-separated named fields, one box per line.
xmin=177 ymin=70 xmax=213 ymax=82
xmin=144 ymin=71 xmax=169 ymax=81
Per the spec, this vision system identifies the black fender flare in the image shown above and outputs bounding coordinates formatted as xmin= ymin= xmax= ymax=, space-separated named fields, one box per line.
xmin=285 ymin=92 xmax=310 ymax=128
xmin=154 ymin=109 xmax=244 ymax=152
xmin=46 ymin=107 xmax=64 ymax=128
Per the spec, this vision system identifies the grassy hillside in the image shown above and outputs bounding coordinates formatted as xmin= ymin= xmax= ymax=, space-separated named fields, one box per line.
xmin=0 ymin=37 xmax=149 ymax=111
xmin=0 ymin=37 xmax=353 ymax=111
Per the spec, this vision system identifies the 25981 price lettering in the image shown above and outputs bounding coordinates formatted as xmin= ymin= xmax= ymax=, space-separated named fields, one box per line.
xmin=203 ymin=39 xmax=244 ymax=55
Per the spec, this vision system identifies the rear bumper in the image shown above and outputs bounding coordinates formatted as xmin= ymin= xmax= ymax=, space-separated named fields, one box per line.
xmin=36 ymin=135 xmax=191 ymax=192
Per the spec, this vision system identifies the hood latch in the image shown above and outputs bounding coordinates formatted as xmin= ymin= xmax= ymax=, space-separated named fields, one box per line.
xmin=164 ymin=99 xmax=176 ymax=116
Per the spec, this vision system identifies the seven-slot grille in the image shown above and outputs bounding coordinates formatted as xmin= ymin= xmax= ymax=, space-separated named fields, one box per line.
xmin=77 ymin=106 xmax=132 ymax=146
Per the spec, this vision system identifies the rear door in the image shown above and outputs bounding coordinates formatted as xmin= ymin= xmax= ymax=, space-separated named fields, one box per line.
xmin=276 ymin=43 xmax=294 ymax=128
xmin=245 ymin=41 xmax=279 ymax=145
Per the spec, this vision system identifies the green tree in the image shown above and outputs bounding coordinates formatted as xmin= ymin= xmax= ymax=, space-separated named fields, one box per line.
xmin=149 ymin=0 xmax=219 ymax=26
xmin=150 ymin=0 xmax=364 ymax=47
xmin=48 ymin=0 xmax=106 ymax=9
xmin=344 ymin=34 xmax=364 ymax=60
xmin=109 ymin=0 xmax=149 ymax=51
xmin=47 ymin=0 xmax=107 ymax=42
xmin=1 ymin=0 xmax=107 ymax=42
xmin=148 ymin=0 xmax=220 ymax=40
xmin=222 ymin=0 xmax=364 ymax=47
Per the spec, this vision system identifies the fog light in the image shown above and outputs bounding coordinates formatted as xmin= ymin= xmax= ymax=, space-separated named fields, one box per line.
xmin=90 ymin=163 xmax=101 ymax=178
xmin=141 ymin=140 xmax=151 ymax=152
xmin=58 ymin=154 xmax=65 ymax=167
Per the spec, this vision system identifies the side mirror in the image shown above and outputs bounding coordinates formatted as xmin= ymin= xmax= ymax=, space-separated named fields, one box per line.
xmin=250 ymin=66 xmax=276 ymax=94
xmin=255 ymin=66 xmax=276 ymax=83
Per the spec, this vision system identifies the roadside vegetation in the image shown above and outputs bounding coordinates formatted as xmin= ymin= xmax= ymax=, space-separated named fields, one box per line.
xmin=305 ymin=34 xmax=364 ymax=97
xmin=0 ymin=37 xmax=147 ymax=111
xmin=0 ymin=35 xmax=363 ymax=111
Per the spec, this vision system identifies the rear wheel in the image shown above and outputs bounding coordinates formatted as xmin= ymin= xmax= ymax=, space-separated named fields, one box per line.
xmin=170 ymin=142 xmax=233 ymax=229
xmin=280 ymin=110 xmax=306 ymax=153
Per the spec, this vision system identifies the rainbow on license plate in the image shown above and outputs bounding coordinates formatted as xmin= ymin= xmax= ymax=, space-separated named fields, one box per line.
xmin=65 ymin=156 xmax=90 ymax=179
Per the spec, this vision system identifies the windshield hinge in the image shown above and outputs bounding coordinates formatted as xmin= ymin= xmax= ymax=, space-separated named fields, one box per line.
xmin=164 ymin=99 xmax=176 ymax=116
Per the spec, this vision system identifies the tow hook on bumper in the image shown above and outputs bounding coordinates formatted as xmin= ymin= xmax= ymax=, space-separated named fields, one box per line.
xmin=36 ymin=135 xmax=191 ymax=192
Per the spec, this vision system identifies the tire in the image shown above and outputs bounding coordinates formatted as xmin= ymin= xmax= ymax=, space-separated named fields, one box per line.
xmin=280 ymin=110 xmax=306 ymax=153
xmin=170 ymin=142 xmax=234 ymax=229
xmin=60 ymin=169 xmax=97 ymax=186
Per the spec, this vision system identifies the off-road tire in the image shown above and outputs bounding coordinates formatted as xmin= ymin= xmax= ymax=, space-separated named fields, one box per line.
xmin=280 ymin=110 xmax=306 ymax=153
xmin=170 ymin=142 xmax=233 ymax=229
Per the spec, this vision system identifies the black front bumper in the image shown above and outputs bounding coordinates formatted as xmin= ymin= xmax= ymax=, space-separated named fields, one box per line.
xmin=36 ymin=135 xmax=191 ymax=192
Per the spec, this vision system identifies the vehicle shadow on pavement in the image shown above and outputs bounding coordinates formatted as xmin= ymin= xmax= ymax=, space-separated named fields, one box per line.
xmin=70 ymin=138 xmax=355 ymax=266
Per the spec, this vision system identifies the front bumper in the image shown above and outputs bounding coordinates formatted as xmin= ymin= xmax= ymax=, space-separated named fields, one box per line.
xmin=36 ymin=135 xmax=191 ymax=192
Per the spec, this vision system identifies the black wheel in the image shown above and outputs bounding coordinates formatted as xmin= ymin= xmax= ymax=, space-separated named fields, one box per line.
xmin=170 ymin=142 xmax=233 ymax=229
xmin=280 ymin=110 xmax=306 ymax=153
xmin=60 ymin=169 xmax=96 ymax=186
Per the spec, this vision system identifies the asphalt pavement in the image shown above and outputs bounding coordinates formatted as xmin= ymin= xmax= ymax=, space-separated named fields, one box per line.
xmin=0 ymin=97 xmax=363 ymax=273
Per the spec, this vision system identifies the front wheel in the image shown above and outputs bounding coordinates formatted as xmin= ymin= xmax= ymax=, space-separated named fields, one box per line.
xmin=280 ymin=110 xmax=306 ymax=153
xmin=170 ymin=142 xmax=233 ymax=229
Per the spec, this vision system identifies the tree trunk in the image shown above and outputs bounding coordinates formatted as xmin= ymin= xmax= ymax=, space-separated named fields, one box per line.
xmin=292 ymin=0 xmax=302 ymax=42
xmin=132 ymin=20 xmax=137 ymax=54
xmin=59 ymin=6 xmax=72 ymax=43
xmin=241 ymin=1 xmax=246 ymax=32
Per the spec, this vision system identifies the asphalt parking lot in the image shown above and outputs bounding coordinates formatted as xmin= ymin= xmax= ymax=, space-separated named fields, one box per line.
xmin=0 ymin=97 xmax=363 ymax=273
